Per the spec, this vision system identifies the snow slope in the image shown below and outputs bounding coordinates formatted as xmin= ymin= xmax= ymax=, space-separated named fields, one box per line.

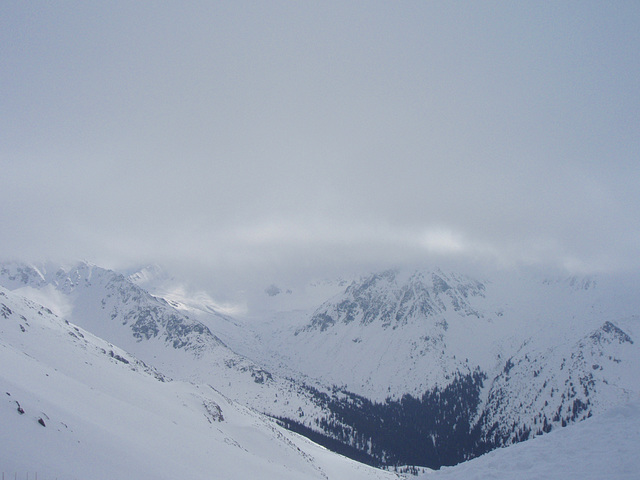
xmin=421 ymin=398 xmax=640 ymax=480
xmin=0 ymin=286 xmax=397 ymax=480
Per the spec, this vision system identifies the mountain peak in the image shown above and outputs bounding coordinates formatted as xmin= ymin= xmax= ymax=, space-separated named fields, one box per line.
xmin=303 ymin=268 xmax=486 ymax=333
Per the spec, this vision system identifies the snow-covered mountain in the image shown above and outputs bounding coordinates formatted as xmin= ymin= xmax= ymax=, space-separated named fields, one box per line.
xmin=241 ymin=267 xmax=640 ymax=466
xmin=0 ymin=285 xmax=397 ymax=480
xmin=0 ymin=261 xmax=225 ymax=354
xmin=2 ymin=261 xmax=638 ymax=471
xmin=475 ymin=319 xmax=638 ymax=449
xmin=0 ymin=262 xmax=346 ymax=435
xmin=251 ymin=268 xmax=638 ymax=398
xmin=274 ymin=269 xmax=491 ymax=398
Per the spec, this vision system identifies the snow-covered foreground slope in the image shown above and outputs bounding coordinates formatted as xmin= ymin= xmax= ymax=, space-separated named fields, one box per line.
xmin=421 ymin=398 xmax=640 ymax=480
xmin=0 ymin=287 xmax=397 ymax=480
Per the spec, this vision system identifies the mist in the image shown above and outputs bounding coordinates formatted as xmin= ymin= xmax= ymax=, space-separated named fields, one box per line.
xmin=2 ymin=2 xmax=639 ymax=291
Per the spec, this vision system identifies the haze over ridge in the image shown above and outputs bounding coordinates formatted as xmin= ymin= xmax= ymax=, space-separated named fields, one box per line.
xmin=2 ymin=2 xmax=639 ymax=291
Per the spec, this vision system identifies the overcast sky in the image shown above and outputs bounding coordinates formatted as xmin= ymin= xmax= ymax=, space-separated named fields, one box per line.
xmin=2 ymin=1 xmax=639 ymax=289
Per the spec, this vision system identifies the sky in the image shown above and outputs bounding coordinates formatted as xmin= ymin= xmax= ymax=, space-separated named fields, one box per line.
xmin=2 ymin=1 xmax=639 ymax=290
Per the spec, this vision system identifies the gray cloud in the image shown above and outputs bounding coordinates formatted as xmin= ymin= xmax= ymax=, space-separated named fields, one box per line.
xmin=2 ymin=2 xmax=639 ymax=288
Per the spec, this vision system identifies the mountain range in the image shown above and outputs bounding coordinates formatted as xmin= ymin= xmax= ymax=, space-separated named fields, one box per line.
xmin=1 ymin=260 xmax=638 ymax=475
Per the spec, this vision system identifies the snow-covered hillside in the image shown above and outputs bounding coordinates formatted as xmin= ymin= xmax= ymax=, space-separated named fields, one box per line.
xmin=0 ymin=286 xmax=397 ymax=480
xmin=421 ymin=398 xmax=640 ymax=480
